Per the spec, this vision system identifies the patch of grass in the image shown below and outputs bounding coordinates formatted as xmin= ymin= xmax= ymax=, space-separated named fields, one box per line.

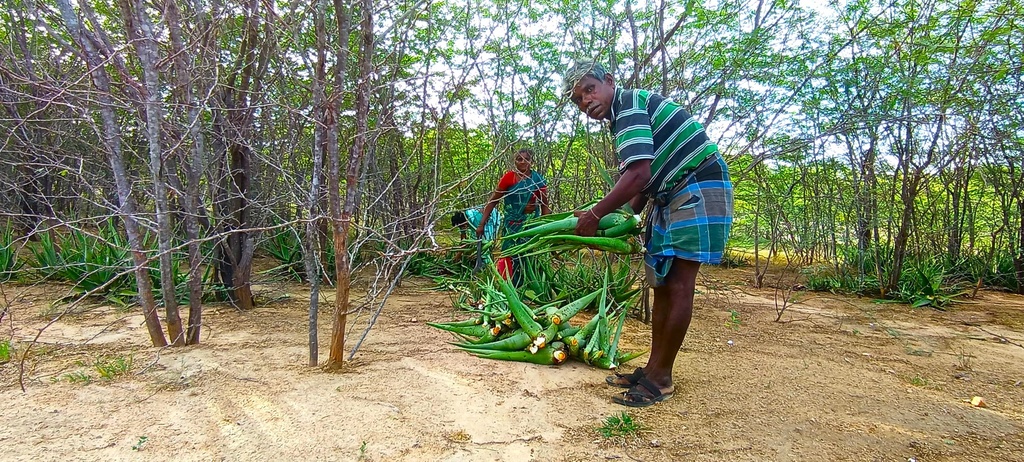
xmin=725 ymin=309 xmax=741 ymax=330
xmin=802 ymin=264 xmax=879 ymax=295
xmin=94 ymin=355 xmax=133 ymax=380
xmin=358 ymin=440 xmax=368 ymax=460
xmin=0 ymin=339 xmax=10 ymax=364
xmin=131 ymin=436 xmax=148 ymax=451
xmin=57 ymin=371 xmax=92 ymax=384
xmin=909 ymin=375 xmax=929 ymax=387
xmin=596 ymin=411 xmax=643 ymax=438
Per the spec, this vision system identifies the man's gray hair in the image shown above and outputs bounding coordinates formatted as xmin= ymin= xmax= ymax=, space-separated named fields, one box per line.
xmin=562 ymin=60 xmax=609 ymax=97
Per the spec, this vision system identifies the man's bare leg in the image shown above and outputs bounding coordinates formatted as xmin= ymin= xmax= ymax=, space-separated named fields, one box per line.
xmin=644 ymin=258 xmax=701 ymax=391
xmin=609 ymin=258 xmax=700 ymax=393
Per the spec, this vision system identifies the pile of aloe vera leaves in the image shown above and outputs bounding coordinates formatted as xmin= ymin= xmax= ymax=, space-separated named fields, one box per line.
xmin=428 ymin=209 xmax=646 ymax=369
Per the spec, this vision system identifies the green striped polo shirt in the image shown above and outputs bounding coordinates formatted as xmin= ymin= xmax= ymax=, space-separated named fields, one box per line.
xmin=609 ymin=87 xmax=718 ymax=196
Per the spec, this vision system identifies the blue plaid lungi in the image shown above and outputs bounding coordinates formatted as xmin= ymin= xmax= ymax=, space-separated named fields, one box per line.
xmin=644 ymin=152 xmax=734 ymax=287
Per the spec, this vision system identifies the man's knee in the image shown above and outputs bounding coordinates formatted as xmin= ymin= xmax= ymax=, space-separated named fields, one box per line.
xmin=667 ymin=259 xmax=700 ymax=291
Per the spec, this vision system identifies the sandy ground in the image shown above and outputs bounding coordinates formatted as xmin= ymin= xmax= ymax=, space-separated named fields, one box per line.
xmin=2 ymin=267 xmax=1024 ymax=462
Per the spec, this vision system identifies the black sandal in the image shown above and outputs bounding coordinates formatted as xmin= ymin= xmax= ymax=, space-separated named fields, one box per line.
xmin=605 ymin=367 xmax=645 ymax=389
xmin=611 ymin=377 xmax=674 ymax=408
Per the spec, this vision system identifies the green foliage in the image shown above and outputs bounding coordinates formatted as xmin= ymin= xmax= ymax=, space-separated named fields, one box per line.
xmin=33 ymin=224 xmax=136 ymax=304
xmin=93 ymin=355 xmax=133 ymax=380
xmin=3 ymin=0 xmax=1023 ymax=321
xmin=24 ymin=222 xmax=207 ymax=306
xmin=596 ymin=411 xmax=643 ymax=438
xmin=950 ymin=251 xmax=1018 ymax=293
xmin=803 ymin=266 xmax=879 ymax=295
xmin=131 ymin=436 xmax=148 ymax=451
xmin=890 ymin=258 xmax=965 ymax=309
xmin=59 ymin=371 xmax=92 ymax=384
xmin=358 ymin=440 xmax=368 ymax=460
xmin=0 ymin=339 xmax=10 ymax=364
xmin=802 ymin=244 xmax=891 ymax=295
xmin=719 ymin=249 xmax=750 ymax=268
xmin=407 ymin=247 xmax=475 ymax=282
xmin=56 ymin=224 xmax=137 ymax=304
xmin=262 ymin=227 xmax=305 ymax=281
xmin=518 ymin=254 xmax=556 ymax=302
xmin=725 ymin=309 xmax=742 ymax=330
xmin=804 ymin=269 xmax=842 ymax=292
xmin=29 ymin=232 xmax=63 ymax=279
xmin=150 ymin=253 xmax=214 ymax=306
xmin=0 ymin=222 xmax=23 ymax=282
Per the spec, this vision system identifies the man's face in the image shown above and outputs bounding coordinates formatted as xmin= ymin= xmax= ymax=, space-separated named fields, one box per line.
xmin=569 ymin=74 xmax=615 ymax=121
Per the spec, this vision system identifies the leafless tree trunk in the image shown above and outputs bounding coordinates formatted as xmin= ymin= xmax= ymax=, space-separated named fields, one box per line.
xmin=210 ymin=0 xmax=268 ymax=311
xmin=121 ymin=0 xmax=184 ymax=345
xmin=303 ymin=0 xmax=332 ymax=367
xmin=327 ymin=0 xmax=369 ymax=370
xmin=55 ymin=0 xmax=167 ymax=346
xmin=165 ymin=0 xmax=209 ymax=344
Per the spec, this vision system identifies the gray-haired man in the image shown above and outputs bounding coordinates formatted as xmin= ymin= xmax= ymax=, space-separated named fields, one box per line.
xmin=565 ymin=61 xmax=734 ymax=407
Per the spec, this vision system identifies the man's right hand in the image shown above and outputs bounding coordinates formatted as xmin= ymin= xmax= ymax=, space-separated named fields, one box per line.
xmin=574 ymin=209 xmax=600 ymax=237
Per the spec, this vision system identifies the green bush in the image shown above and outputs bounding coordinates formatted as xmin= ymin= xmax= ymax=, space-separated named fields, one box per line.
xmin=261 ymin=224 xmax=373 ymax=283
xmin=406 ymin=248 xmax=475 ymax=281
xmin=60 ymin=223 xmax=137 ymax=303
xmin=802 ymin=265 xmax=878 ymax=295
xmin=890 ymin=257 xmax=965 ymax=309
xmin=150 ymin=251 xmax=215 ymax=305
xmin=93 ymin=355 xmax=133 ymax=380
xmin=262 ymin=227 xmax=306 ymax=281
xmin=955 ymin=251 xmax=1018 ymax=293
xmin=29 ymin=231 xmax=64 ymax=279
xmin=29 ymin=222 xmax=137 ymax=304
xmin=0 ymin=222 xmax=23 ymax=282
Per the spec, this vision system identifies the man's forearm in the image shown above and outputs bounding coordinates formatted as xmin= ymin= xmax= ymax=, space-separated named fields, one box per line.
xmin=591 ymin=162 xmax=650 ymax=217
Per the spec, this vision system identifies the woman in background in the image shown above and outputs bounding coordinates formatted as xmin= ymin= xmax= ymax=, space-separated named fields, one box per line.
xmin=477 ymin=148 xmax=550 ymax=283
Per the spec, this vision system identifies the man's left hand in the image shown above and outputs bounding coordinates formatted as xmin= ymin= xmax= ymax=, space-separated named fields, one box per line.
xmin=574 ymin=209 xmax=600 ymax=236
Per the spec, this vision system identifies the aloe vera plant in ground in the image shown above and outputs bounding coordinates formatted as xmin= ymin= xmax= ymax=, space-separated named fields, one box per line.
xmin=0 ymin=221 xmax=23 ymax=282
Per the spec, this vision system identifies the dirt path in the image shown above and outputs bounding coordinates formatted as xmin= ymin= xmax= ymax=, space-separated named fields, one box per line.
xmin=2 ymin=269 xmax=1024 ymax=461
